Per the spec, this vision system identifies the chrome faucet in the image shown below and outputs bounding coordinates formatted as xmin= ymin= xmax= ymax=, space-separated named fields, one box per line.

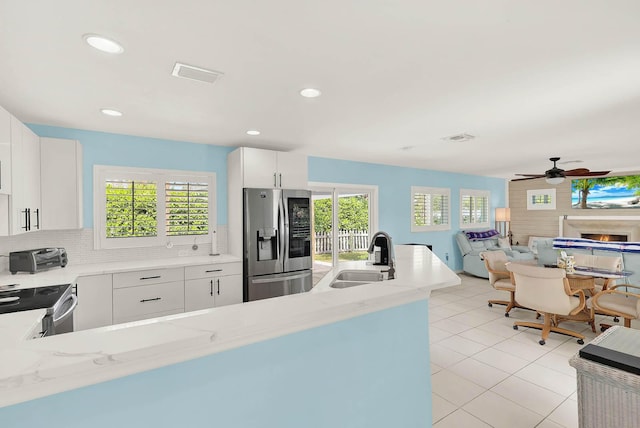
xmin=367 ymin=231 xmax=395 ymax=280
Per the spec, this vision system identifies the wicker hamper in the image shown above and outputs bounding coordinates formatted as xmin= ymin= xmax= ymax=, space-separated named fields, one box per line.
xmin=569 ymin=326 xmax=640 ymax=428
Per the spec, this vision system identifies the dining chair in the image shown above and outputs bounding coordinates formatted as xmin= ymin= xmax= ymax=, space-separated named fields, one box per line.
xmin=572 ymin=253 xmax=623 ymax=291
xmin=591 ymin=285 xmax=640 ymax=330
xmin=481 ymin=251 xmax=529 ymax=317
xmin=507 ymin=263 xmax=589 ymax=345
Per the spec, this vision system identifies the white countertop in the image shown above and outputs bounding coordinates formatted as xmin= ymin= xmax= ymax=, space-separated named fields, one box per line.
xmin=0 ymin=254 xmax=241 ymax=291
xmin=0 ymin=245 xmax=460 ymax=408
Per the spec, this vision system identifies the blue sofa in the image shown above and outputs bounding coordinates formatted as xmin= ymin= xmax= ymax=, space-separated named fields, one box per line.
xmin=455 ymin=231 xmax=535 ymax=278
xmin=537 ymin=237 xmax=640 ymax=285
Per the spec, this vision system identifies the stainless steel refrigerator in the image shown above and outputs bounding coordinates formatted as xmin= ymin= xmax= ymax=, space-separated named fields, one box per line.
xmin=243 ymin=188 xmax=312 ymax=301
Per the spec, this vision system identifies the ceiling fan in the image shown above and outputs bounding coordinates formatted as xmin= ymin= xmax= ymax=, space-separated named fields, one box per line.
xmin=513 ymin=157 xmax=611 ymax=184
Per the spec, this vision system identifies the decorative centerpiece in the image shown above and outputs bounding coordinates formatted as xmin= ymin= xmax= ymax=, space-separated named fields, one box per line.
xmin=557 ymin=251 xmax=576 ymax=273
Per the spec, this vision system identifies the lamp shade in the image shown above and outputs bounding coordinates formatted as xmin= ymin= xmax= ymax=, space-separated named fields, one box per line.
xmin=495 ymin=207 xmax=511 ymax=222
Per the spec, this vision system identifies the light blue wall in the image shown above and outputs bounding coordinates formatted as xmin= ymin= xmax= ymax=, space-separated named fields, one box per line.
xmin=28 ymin=125 xmax=506 ymax=270
xmin=0 ymin=300 xmax=431 ymax=428
xmin=308 ymin=157 xmax=507 ymax=270
xmin=28 ymin=125 xmax=234 ymax=227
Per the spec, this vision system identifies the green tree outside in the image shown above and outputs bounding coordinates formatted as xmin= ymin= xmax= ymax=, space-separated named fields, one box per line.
xmin=106 ymin=180 xmax=208 ymax=238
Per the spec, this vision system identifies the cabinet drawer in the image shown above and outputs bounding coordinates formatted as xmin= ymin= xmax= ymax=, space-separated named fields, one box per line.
xmin=184 ymin=262 xmax=242 ymax=280
xmin=113 ymin=281 xmax=184 ymax=320
xmin=114 ymin=308 xmax=183 ymax=325
xmin=113 ymin=267 xmax=184 ymax=289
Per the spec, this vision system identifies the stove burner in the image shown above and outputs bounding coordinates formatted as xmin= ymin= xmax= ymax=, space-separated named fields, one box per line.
xmin=0 ymin=284 xmax=70 ymax=315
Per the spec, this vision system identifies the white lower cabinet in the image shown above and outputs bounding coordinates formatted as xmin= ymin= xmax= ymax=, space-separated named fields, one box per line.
xmin=184 ymin=262 xmax=243 ymax=311
xmin=184 ymin=274 xmax=242 ymax=311
xmin=214 ymin=275 xmax=243 ymax=307
xmin=70 ymin=262 xmax=240 ymax=329
xmin=74 ymin=274 xmax=113 ymax=331
xmin=184 ymin=278 xmax=216 ymax=311
xmin=113 ymin=281 xmax=185 ymax=324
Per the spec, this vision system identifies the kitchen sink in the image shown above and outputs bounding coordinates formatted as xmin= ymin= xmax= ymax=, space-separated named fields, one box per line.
xmin=330 ymin=280 xmax=371 ymax=289
xmin=334 ymin=270 xmax=384 ymax=282
xmin=329 ymin=270 xmax=384 ymax=289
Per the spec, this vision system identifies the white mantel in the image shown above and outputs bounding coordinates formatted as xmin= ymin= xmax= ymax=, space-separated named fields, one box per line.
xmin=559 ymin=215 xmax=640 ymax=241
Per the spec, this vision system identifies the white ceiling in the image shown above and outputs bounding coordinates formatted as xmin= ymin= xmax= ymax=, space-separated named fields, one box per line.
xmin=2 ymin=1 xmax=640 ymax=179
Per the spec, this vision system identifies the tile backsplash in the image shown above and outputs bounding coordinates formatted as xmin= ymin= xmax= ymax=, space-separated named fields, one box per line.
xmin=0 ymin=226 xmax=228 ymax=272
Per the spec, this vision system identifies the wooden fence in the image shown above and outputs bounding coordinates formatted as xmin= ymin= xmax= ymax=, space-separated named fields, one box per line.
xmin=314 ymin=230 xmax=369 ymax=254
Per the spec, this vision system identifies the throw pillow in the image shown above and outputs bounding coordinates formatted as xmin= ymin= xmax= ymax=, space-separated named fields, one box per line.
xmin=465 ymin=229 xmax=500 ymax=241
xmin=498 ymin=237 xmax=511 ymax=250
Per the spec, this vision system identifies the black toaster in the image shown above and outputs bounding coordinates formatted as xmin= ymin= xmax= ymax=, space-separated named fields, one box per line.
xmin=9 ymin=248 xmax=68 ymax=274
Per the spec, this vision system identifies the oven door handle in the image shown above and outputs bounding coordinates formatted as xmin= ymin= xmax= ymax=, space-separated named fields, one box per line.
xmin=53 ymin=294 xmax=78 ymax=323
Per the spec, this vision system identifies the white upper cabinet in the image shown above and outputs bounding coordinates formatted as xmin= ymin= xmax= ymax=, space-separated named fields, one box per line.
xmin=40 ymin=138 xmax=83 ymax=230
xmin=231 ymin=147 xmax=307 ymax=189
xmin=275 ymin=151 xmax=308 ymax=189
xmin=9 ymin=116 xmax=26 ymax=234
xmin=1 ymin=113 xmax=42 ymax=235
xmin=0 ymin=105 xmax=11 ymax=195
xmin=22 ymin=124 xmax=41 ymax=230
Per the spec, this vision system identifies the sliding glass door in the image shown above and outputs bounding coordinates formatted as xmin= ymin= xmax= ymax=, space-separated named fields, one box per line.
xmin=310 ymin=184 xmax=378 ymax=286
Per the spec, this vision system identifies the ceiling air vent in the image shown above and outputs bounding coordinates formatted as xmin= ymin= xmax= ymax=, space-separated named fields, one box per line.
xmin=442 ymin=133 xmax=475 ymax=142
xmin=171 ymin=62 xmax=223 ymax=84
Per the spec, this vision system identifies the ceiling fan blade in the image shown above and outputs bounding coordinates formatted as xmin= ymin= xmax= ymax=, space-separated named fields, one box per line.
xmin=564 ymin=168 xmax=591 ymax=176
xmin=565 ymin=170 xmax=611 ymax=177
xmin=514 ymin=173 xmax=545 ymax=178
xmin=511 ymin=176 xmax=544 ymax=181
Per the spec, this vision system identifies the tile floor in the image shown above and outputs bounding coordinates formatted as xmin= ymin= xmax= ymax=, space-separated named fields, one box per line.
xmin=430 ymin=273 xmax=638 ymax=428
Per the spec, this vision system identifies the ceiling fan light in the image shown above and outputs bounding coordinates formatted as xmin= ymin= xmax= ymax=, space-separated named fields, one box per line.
xmin=546 ymin=176 xmax=565 ymax=185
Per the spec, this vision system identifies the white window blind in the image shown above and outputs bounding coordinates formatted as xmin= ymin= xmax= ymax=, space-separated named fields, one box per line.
xmin=165 ymin=181 xmax=209 ymax=236
xmin=411 ymin=187 xmax=450 ymax=232
xmin=94 ymin=165 xmax=217 ymax=250
xmin=460 ymin=189 xmax=490 ymax=227
xmin=105 ymin=179 xmax=158 ymax=238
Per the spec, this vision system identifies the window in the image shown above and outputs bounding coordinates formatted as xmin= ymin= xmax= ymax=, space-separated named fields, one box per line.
xmin=411 ymin=186 xmax=450 ymax=232
xmin=106 ymin=179 xmax=158 ymax=238
xmin=165 ymin=180 xmax=209 ymax=236
xmin=94 ymin=166 xmax=216 ymax=249
xmin=460 ymin=189 xmax=490 ymax=228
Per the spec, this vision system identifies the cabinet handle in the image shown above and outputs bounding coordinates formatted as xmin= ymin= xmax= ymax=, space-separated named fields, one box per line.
xmin=273 ymin=172 xmax=277 ymax=187
xmin=27 ymin=208 xmax=31 ymax=231
xmin=34 ymin=208 xmax=40 ymax=230
xmin=21 ymin=209 xmax=29 ymax=231
xmin=279 ymin=173 xmax=282 ymax=187
xmin=139 ymin=275 xmax=161 ymax=280
xmin=217 ymin=279 xmax=220 ymax=295
xmin=140 ymin=297 xmax=161 ymax=303
xmin=210 ymin=279 xmax=213 ymax=297
xmin=205 ymin=269 xmax=222 ymax=273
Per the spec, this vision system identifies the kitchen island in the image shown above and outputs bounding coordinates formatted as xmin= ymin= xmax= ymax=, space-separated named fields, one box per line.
xmin=0 ymin=245 xmax=459 ymax=428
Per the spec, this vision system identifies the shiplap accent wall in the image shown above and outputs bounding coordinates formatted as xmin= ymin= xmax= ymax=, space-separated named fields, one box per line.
xmin=509 ymin=173 xmax=640 ymax=246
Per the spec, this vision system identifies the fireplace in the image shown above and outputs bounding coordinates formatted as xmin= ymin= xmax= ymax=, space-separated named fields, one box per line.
xmin=581 ymin=233 xmax=627 ymax=242
xmin=561 ymin=216 xmax=640 ymax=242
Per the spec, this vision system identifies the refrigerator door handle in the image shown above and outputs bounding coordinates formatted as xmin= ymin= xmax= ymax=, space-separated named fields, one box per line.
xmin=251 ymin=271 xmax=311 ymax=284
xmin=279 ymin=193 xmax=286 ymax=265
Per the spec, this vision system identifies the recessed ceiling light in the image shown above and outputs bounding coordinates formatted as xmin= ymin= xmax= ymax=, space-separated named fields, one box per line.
xmin=101 ymin=108 xmax=123 ymax=117
xmin=300 ymin=88 xmax=321 ymax=98
xmin=84 ymin=34 xmax=124 ymax=54
xmin=246 ymin=130 xmax=260 ymax=136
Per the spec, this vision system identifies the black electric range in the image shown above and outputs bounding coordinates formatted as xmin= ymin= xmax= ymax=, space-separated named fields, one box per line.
xmin=0 ymin=284 xmax=72 ymax=315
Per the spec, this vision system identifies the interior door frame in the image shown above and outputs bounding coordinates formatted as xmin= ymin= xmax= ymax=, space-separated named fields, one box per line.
xmin=308 ymin=182 xmax=379 ymax=267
